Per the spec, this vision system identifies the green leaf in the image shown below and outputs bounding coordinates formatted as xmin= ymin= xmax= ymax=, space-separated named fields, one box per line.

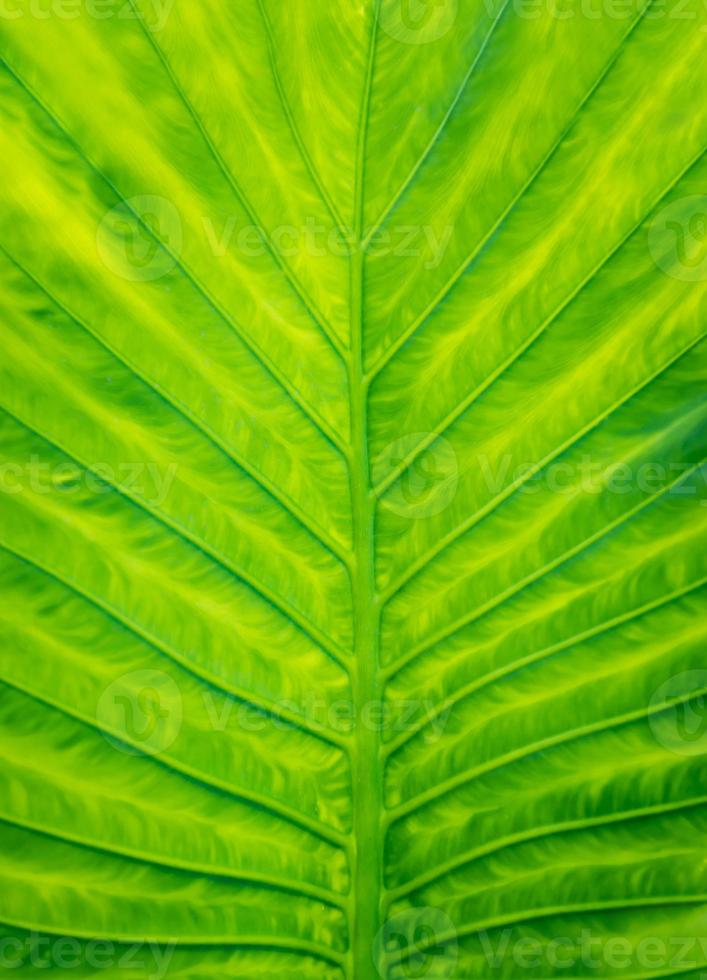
xmin=0 ymin=0 xmax=706 ymax=978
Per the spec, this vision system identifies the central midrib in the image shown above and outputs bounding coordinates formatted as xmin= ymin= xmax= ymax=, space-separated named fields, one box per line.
xmin=349 ymin=6 xmax=383 ymax=978
xmin=348 ymin=329 xmax=383 ymax=977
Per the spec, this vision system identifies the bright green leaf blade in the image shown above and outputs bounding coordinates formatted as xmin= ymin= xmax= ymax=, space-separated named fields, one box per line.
xmin=0 ymin=1 xmax=706 ymax=978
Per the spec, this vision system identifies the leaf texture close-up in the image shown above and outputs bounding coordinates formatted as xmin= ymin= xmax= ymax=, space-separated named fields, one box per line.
xmin=0 ymin=0 xmax=706 ymax=977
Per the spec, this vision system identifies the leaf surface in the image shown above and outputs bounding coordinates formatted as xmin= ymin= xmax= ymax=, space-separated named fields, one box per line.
xmin=0 ymin=1 xmax=706 ymax=977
